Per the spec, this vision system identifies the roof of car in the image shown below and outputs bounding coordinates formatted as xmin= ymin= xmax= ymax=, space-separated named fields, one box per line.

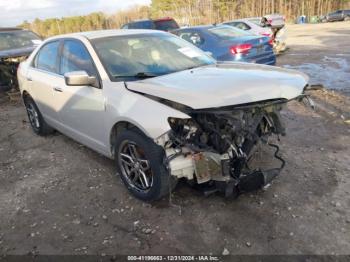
xmin=175 ymin=25 xmax=228 ymax=31
xmin=47 ymin=29 xmax=167 ymax=40
xmin=221 ymin=19 xmax=256 ymax=27
xmin=153 ymin=17 xmax=175 ymax=22
xmin=126 ymin=19 xmax=152 ymax=23
xmin=126 ymin=17 xmax=174 ymax=23
xmin=225 ymin=17 xmax=261 ymax=22
xmin=0 ymin=27 xmax=23 ymax=32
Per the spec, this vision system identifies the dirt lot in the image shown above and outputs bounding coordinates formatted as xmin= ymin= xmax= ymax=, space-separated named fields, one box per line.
xmin=0 ymin=22 xmax=350 ymax=256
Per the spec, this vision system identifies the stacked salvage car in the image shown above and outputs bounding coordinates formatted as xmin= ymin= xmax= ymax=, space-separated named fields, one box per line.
xmin=0 ymin=28 xmax=41 ymax=92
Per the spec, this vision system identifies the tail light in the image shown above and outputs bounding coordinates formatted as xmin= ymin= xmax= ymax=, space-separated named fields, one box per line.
xmin=230 ymin=44 xmax=252 ymax=55
xmin=259 ymin=33 xmax=274 ymax=45
xmin=260 ymin=32 xmax=272 ymax=37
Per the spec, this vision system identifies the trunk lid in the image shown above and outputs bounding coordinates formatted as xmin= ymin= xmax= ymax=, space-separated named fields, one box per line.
xmin=222 ymin=36 xmax=272 ymax=59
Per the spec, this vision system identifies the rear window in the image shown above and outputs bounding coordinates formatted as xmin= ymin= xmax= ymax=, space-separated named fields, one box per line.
xmin=154 ymin=19 xmax=179 ymax=31
xmin=231 ymin=22 xmax=251 ymax=30
xmin=208 ymin=26 xmax=252 ymax=38
xmin=248 ymin=18 xmax=262 ymax=26
xmin=0 ymin=30 xmax=40 ymax=51
xmin=129 ymin=21 xmax=155 ymax=29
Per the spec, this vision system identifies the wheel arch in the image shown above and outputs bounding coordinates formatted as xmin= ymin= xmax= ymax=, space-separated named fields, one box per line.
xmin=109 ymin=120 xmax=149 ymax=159
xmin=22 ymin=90 xmax=31 ymax=100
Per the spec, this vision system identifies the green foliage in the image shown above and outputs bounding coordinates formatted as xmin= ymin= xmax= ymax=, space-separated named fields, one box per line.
xmin=18 ymin=12 xmax=109 ymax=38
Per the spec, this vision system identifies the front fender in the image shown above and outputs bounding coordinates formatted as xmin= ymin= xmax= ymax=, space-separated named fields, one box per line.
xmin=104 ymin=82 xmax=191 ymax=154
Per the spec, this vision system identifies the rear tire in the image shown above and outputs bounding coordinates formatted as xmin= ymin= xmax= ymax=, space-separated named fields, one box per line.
xmin=24 ymin=96 xmax=54 ymax=136
xmin=114 ymin=130 xmax=176 ymax=201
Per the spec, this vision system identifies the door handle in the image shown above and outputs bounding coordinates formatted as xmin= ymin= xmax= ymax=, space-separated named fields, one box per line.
xmin=53 ymin=87 xmax=63 ymax=92
xmin=27 ymin=77 xmax=32 ymax=81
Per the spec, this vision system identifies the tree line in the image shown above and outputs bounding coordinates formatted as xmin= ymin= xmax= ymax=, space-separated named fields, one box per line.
xmin=19 ymin=0 xmax=350 ymax=38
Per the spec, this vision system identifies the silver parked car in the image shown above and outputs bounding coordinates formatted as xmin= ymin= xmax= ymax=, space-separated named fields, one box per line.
xmin=222 ymin=18 xmax=274 ymax=38
xmin=18 ymin=30 xmax=309 ymax=201
xmin=223 ymin=17 xmax=287 ymax=54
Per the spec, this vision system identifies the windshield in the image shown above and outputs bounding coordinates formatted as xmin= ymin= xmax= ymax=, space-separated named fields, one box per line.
xmin=208 ymin=26 xmax=252 ymax=38
xmin=154 ymin=20 xmax=179 ymax=31
xmin=92 ymin=33 xmax=215 ymax=81
xmin=0 ymin=30 xmax=40 ymax=51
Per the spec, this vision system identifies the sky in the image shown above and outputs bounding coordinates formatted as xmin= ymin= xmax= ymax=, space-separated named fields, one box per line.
xmin=0 ymin=0 xmax=151 ymax=26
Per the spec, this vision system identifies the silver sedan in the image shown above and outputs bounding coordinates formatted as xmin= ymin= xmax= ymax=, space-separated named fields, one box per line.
xmin=18 ymin=30 xmax=308 ymax=201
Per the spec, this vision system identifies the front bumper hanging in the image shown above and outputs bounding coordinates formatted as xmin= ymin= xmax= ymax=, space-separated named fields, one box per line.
xmin=166 ymin=142 xmax=286 ymax=198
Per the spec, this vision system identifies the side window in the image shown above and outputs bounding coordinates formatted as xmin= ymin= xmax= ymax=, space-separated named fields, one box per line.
xmin=179 ymin=32 xmax=193 ymax=43
xmin=179 ymin=32 xmax=204 ymax=46
xmin=35 ymin=41 xmax=59 ymax=73
xmin=60 ymin=40 xmax=97 ymax=77
xmin=121 ymin=24 xmax=129 ymax=29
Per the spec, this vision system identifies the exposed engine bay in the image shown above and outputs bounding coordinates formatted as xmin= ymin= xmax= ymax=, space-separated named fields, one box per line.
xmin=0 ymin=57 xmax=24 ymax=92
xmin=124 ymin=62 xmax=311 ymax=197
xmin=163 ymin=100 xmax=289 ymax=197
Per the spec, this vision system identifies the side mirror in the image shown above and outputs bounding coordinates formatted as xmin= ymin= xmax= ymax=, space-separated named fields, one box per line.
xmin=64 ymin=71 xmax=99 ymax=88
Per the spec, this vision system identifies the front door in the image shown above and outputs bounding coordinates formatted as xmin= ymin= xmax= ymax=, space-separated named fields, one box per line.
xmin=54 ymin=39 xmax=108 ymax=154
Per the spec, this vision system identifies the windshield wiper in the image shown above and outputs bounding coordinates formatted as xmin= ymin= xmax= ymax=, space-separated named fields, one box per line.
xmin=113 ymin=72 xmax=159 ymax=80
xmin=134 ymin=72 xmax=159 ymax=79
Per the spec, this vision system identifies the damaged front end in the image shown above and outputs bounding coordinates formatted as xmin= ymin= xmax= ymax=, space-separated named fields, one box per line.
xmin=0 ymin=28 xmax=42 ymax=92
xmin=0 ymin=57 xmax=24 ymax=92
xmin=162 ymin=99 xmax=288 ymax=197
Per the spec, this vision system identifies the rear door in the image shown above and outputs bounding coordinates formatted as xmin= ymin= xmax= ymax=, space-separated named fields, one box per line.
xmin=26 ymin=40 xmax=62 ymax=126
xmin=55 ymin=39 xmax=108 ymax=154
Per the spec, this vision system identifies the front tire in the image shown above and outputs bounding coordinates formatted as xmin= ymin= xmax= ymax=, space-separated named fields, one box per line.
xmin=114 ymin=130 xmax=176 ymax=201
xmin=24 ymin=96 xmax=54 ymax=136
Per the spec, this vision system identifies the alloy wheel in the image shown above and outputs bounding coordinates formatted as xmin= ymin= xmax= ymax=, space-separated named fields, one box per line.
xmin=26 ymin=102 xmax=40 ymax=129
xmin=118 ymin=140 xmax=153 ymax=192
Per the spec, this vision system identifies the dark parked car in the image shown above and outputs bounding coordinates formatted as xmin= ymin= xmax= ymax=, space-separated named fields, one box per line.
xmin=173 ymin=25 xmax=276 ymax=65
xmin=323 ymin=10 xmax=350 ymax=22
xmin=0 ymin=28 xmax=42 ymax=91
xmin=121 ymin=18 xmax=179 ymax=32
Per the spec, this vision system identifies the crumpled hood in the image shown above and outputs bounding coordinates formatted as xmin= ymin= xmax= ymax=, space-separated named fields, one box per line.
xmin=126 ymin=63 xmax=309 ymax=109
xmin=0 ymin=46 xmax=36 ymax=59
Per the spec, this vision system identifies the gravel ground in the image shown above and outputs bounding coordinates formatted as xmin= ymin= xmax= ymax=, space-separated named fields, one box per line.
xmin=0 ymin=22 xmax=349 ymax=256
